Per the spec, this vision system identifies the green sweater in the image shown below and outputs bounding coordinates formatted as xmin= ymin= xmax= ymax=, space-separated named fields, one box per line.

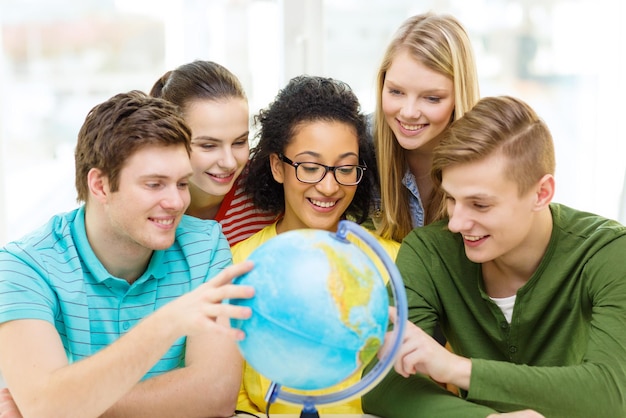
xmin=362 ymin=204 xmax=626 ymax=418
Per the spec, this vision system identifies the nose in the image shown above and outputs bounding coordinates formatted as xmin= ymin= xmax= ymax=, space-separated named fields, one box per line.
xmin=162 ymin=186 xmax=189 ymax=212
xmin=446 ymin=201 xmax=470 ymax=233
xmin=315 ymin=169 xmax=341 ymax=195
xmin=217 ymin=147 xmax=237 ymax=171
xmin=399 ymin=97 xmax=421 ymax=119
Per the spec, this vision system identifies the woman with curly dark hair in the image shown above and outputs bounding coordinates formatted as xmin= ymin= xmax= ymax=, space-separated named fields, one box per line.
xmin=244 ymin=74 xmax=375 ymax=226
xmin=231 ymin=75 xmax=400 ymax=415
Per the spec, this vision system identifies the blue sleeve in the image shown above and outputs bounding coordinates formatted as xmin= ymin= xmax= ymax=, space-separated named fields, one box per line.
xmin=0 ymin=245 xmax=58 ymax=324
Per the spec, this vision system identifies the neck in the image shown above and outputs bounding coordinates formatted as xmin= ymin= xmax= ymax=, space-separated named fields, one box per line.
xmin=482 ymin=207 xmax=554 ymax=297
xmin=185 ymin=183 xmax=224 ymax=220
xmin=84 ymin=204 xmax=152 ymax=284
xmin=275 ymin=216 xmax=337 ymax=235
xmin=405 ymin=150 xmax=433 ymax=180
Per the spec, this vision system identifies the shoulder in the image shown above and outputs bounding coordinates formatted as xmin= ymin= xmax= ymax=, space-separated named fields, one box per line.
xmin=366 ymin=230 xmax=401 ymax=261
xmin=231 ymin=223 xmax=278 ymax=263
xmin=172 ymin=216 xmax=231 ymax=272
xmin=551 ymin=203 xmax=626 ymax=251
xmin=402 ymin=218 xmax=458 ymax=248
xmin=214 ymin=177 xmax=242 ymax=217
xmin=176 ymin=215 xmax=224 ymax=243
xmin=552 ymin=203 xmax=625 ymax=238
xmin=1 ymin=209 xmax=80 ymax=268
xmin=550 ymin=203 xmax=626 ymax=268
xmin=0 ymin=210 xmax=83 ymax=317
xmin=215 ymin=173 xmax=279 ymax=245
xmin=397 ymin=219 xmax=467 ymax=273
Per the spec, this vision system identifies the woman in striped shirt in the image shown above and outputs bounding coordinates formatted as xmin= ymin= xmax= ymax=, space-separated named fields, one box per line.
xmin=151 ymin=60 xmax=278 ymax=246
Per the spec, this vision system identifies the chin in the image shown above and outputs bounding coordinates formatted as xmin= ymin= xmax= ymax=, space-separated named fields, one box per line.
xmin=300 ymin=218 xmax=330 ymax=232
xmin=149 ymin=236 xmax=177 ymax=251
xmin=204 ymin=184 xmax=232 ymax=196
xmin=463 ymin=248 xmax=494 ymax=264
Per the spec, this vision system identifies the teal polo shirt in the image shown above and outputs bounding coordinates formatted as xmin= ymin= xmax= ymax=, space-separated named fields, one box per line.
xmin=0 ymin=206 xmax=231 ymax=379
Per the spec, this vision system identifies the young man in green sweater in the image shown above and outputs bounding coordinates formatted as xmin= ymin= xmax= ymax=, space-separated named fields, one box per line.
xmin=363 ymin=96 xmax=626 ymax=418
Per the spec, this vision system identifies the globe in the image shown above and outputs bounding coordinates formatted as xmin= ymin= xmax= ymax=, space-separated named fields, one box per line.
xmin=230 ymin=220 xmax=407 ymax=414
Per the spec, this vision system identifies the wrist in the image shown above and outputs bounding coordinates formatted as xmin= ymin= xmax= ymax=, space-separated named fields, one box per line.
xmin=449 ymin=356 xmax=472 ymax=390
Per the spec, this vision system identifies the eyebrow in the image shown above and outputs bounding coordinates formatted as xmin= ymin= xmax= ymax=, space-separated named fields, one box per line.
xmin=192 ymin=132 xmax=249 ymax=143
xmin=294 ymin=151 xmax=359 ymax=159
xmin=464 ymin=194 xmax=494 ymax=200
xmin=139 ymin=172 xmax=193 ymax=181
xmin=384 ymin=79 xmax=450 ymax=94
xmin=441 ymin=188 xmax=494 ymax=201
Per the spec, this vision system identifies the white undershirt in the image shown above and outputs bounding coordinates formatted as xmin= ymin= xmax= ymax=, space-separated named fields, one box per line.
xmin=490 ymin=294 xmax=517 ymax=324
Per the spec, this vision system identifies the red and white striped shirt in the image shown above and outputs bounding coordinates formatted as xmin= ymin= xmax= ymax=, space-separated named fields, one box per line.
xmin=215 ymin=177 xmax=279 ymax=246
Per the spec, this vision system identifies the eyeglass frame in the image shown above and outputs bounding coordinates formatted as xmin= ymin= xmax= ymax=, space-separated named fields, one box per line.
xmin=277 ymin=154 xmax=367 ymax=186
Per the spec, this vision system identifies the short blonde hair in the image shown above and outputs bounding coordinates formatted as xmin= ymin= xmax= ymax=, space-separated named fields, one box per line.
xmin=433 ymin=96 xmax=555 ymax=197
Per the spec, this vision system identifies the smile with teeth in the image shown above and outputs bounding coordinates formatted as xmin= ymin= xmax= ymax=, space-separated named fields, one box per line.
xmin=309 ymin=198 xmax=337 ymax=208
xmin=464 ymin=235 xmax=485 ymax=242
xmin=209 ymin=172 xmax=233 ymax=179
xmin=400 ymin=121 xmax=427 ymax=131
xmin=152 ymin=218 xmax=175 ymax=225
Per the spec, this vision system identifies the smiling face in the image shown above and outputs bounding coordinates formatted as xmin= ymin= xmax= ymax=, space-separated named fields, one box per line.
xmin=101 ymin=144 xmax=193 ymax=253
xmin=270 ymin=120 xmax=360 ymax=233
xmin=382 ymin=49 xmax=455 ymax=154
xmin=185 ymin=98 xmax=249 ymax=202
xmin=442 ymin=152 xmax=544 ymax=265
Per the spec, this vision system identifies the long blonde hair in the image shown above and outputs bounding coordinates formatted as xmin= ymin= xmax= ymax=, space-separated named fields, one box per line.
xmin=375 ymin=12 xmax=480 ymax=241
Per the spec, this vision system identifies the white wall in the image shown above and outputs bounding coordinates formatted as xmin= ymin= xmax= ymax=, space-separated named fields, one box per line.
xmin=0 ymin=0 xmax=625 ymax=246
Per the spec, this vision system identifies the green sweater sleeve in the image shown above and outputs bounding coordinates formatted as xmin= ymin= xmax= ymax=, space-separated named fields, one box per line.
xmin=469 ymin=358 xmax=625 ymax=418
xmin=362 ymin=368 xmax=497 ymax=418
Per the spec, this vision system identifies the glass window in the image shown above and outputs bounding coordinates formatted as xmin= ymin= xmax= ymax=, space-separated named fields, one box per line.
xmin=1 ymin=0 xmax=624 ymax=244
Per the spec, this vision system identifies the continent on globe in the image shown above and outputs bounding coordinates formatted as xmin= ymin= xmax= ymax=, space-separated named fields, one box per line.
xmin=230 ymin=228 xmax=389 ymax=391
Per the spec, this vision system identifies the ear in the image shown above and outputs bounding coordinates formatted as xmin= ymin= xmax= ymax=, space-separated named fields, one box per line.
xmin=533 ymin=174 xmax=555 ymax=211
xmin=269 ymin=153 xmax=285 ymax=184
xmin=87 ymin=168 xmax=110 ymax=204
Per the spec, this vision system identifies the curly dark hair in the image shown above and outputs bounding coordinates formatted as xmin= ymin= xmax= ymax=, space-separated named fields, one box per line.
xmin=244 ymin=75 xmax=375 ymax=224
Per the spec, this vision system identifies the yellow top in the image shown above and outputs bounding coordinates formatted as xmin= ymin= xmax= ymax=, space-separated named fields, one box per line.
xmin=231 ymin=222 xmax=400 ymax=414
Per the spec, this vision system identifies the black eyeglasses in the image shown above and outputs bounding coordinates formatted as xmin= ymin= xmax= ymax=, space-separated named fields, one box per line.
xmin=278 ymin=154 xmax=366 ymax=186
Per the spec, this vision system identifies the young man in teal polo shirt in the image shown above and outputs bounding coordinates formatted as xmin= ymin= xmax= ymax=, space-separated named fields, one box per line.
xmin=0 ymin=91 xmax=255 ymax=417
xmin=363 ymin=96 xmax=626 ymax=418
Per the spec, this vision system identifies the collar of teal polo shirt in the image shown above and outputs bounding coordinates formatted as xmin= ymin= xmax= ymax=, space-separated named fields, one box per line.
xmin=71 ymin=205 xmax=168 ymax=284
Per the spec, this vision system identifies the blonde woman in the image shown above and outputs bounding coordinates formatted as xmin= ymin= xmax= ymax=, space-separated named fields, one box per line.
xmin=373 ymin=12 xmax=480 ymax=241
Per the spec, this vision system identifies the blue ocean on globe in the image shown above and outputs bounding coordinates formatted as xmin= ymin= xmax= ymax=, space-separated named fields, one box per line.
xmin=231 ymin=228 xmax=389 ymax=391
